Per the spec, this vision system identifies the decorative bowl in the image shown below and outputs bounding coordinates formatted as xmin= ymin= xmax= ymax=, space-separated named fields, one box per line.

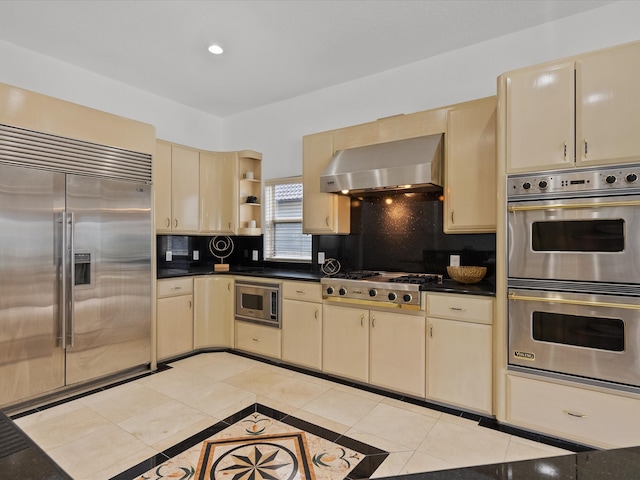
xmin=447 ymin=266 xmax=487 ymax=284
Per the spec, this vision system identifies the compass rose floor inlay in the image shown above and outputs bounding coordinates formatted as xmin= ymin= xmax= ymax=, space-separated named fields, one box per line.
xmin=114 ymin=404 xmax=388 ymax=480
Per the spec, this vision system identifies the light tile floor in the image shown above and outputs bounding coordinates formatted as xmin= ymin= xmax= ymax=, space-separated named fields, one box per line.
xmin=14 ymin=352 xmax=570 ymax=480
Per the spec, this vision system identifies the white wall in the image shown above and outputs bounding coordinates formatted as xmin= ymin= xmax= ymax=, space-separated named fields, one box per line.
xmin=224 ymin=1 xmax=640 ymax=181
xmin=0 ymin=2 xmax=638 ymax=172
xmin=0 ymin=39 xmax=224 ymax=150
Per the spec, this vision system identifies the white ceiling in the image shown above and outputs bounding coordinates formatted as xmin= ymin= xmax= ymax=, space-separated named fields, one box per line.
xmin=0 ymin=0 xmax=614 ymax=117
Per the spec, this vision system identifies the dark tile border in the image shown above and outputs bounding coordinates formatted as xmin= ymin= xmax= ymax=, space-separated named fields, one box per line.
xmin=109 ymin=403 xmax=389 ymax=480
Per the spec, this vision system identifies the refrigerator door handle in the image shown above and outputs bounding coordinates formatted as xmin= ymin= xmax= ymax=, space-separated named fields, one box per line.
xmin=69 ymin=212 xmax=76 ymax=347
xmin=59 ymin=212 xmax=68 ymax=349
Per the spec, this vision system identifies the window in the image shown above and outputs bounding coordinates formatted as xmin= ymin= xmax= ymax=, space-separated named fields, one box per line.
xmin=264 ymin=176 xmax=311 ymax=262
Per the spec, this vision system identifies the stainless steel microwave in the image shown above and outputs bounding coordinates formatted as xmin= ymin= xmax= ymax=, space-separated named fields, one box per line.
xmin=235 ymin=280 xmax=281 ymax=328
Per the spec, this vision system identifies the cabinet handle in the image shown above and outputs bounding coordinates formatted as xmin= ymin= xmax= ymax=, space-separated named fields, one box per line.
xmin=172 ymin=286 xmax=182 ymax=290
xmin=563 ymin=143 xmax=567 ymax=159
xmin=451 ymin=211 xmax=454 ymax=224
xmin=227 ymin=282 xmax=231 ymax=291
xmin=314 ymin=309 xmax=318 ymax=319
xmin=563 ymin=410 xmax=587 ymax=419
xmin=371 ymin=314 xmax=376 ymax=327
xmin=296 ymin=290 xmax=305 ymax=294
xmin=360 ymin=314 xmax=364 ymax=326
xmin=449 ymin=306 xmax=466 ymax=312
xmin=325 ymin=216 xmax=330 ymax=227
xmin=165 ymin=218 xmax=170 ymax=228
xmin=584 ymin=139 xmax=588 ymax=156
xmin=187 ymin=299 xmax=192 ymax=309
xmin=429 ymin=325 xmax=433 ymax=337
xmin=252 ymin=337 xmax=261 ymax=342
xmin=174 ymin=218 xmax=178 ymax=228
xmin=228 ymin=221 xmax=232 ymax=229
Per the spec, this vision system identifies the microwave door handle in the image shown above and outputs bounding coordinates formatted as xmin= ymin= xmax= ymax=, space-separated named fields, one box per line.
xmin=271 ymin=291 xmax=277 ymax=318
xmin=508 ymin=292 xmax=640 ymax=310
xmin=508 ymin=199 xmax=640 ymax=212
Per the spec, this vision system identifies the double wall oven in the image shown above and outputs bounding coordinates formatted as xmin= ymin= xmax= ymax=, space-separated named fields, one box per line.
xmin=507 ymin=164 xmax=640 ymax=391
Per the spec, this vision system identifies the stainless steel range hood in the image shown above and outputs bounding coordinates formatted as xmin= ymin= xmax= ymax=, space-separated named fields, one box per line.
xmin=320 ymin=134 xmax=443 ymax=194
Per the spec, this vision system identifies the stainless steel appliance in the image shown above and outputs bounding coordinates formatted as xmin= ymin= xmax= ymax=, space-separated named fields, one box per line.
xmin=235 ymin=280 xmax=281 ymax=327
xmin=0 ymin=124 xmax=152 ymax=407
xmin=507 ymin=164 xmax=640 ymax=390
xmin=321 ymin=271 xmax=443 ymax=310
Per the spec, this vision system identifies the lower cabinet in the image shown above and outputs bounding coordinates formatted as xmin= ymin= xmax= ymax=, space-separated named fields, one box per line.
xmin=282 ymin=281 xmax=323 ymax=370
xmin=322 ymin=303 xmax=426 ymax=397
xmin=157 ymin=277 xmax=194 ymax=361
xmin=194 ymin=276 xmax=234 ymax=349
xmin=235 ymin=321 xmax=281 ymax=359
xmin=426 ymin=293 xmax=493 ymax=414
xmin=507 ymin=374 xmax=640 ymax=448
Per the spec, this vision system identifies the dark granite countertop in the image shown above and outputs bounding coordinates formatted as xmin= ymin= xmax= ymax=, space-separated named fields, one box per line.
xmin=157 ymin=267 xmax=495 ymax=296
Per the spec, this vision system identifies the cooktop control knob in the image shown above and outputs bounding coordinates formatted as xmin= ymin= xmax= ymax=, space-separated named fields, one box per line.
xmin=626 ymin=173 xmax=638 ymax=183
xmin=403 ymin=294 xmax=412 ymax=302
xmin=522 ymin=182 xmax=531 ymax=190
xmin=606 ymin=175 xmax=617 ymax=184
xmin=387 ymin=292 xmax=397 ymax=301
xmin=338 ymin=288 xmax=347 ymax=296
xmin=369 ymin=289 xmax=377 ymax=297
xmin=538 ymin=180 xmax=548 ymax=189
xmin=326 ymin=287 xmax=334 ymax=295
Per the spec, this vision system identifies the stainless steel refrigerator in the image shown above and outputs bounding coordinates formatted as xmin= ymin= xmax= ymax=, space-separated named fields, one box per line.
xmin=0 ymin=126 xmax=152 ymax=407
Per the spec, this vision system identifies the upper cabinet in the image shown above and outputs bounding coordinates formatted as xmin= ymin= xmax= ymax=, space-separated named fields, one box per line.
xmin=302 ymin=131 xmax=351 ymax=234
xmin=155 ymin=141 xmax=199 ymax=233
xmin=154 ymin=140 xmax=262 ymax=236
xmin=503 ymin=41 xmax=640 ymax=173
xmin=445 ymin=97 xmax=496 ymax=233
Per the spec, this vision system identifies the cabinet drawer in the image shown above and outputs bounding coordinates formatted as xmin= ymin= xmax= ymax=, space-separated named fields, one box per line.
xmin=157 ymin=277 xmax=193 ymax=298
xmin=235 ymin=321 xmax=281 ymax=359
xmin=282 ymin=281 xmax=323 ymax=302
xmin=426 ymin=293 xmax=493 ymax=324
xmin=507 ymin=375 xmax=640 ymax=448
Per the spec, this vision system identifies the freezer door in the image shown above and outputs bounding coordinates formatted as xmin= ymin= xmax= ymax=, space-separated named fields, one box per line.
xmin=0 ymin=165 xmax=65 ymax=407
xmin=65 ymin=175 xmax=151 ymax=385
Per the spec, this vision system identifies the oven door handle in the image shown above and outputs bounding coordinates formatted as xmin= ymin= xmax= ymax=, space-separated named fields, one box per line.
xmin=508 ymin=292 xmax=640 ymax=310
xmin=508 ymin=199 xmax=640 ymax=212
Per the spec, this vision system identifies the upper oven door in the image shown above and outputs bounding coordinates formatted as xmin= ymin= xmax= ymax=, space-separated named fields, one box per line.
xmin=508 ymin=194 xmax=640 ymax=284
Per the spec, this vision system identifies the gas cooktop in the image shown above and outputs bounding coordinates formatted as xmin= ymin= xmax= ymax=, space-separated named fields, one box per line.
xmin=321 ymin=271 xmax=443 ymax=307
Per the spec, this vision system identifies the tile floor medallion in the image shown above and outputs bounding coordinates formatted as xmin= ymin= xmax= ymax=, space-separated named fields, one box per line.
xmin=121 ymin=404 xmax=388 ymax=480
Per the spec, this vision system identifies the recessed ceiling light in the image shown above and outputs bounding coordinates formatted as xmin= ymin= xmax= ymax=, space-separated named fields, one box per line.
xmin=208 ymin=44 xmax=224 ymax=55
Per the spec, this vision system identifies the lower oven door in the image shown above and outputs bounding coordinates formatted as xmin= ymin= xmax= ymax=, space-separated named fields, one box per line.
xmin=507 ymin=194 xmax=640 ymax=284
xmin=508 ymin=288 xmax=640 ymax=388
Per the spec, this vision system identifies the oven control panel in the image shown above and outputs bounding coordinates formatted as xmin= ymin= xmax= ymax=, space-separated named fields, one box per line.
xmin=508 ymin=164 xmax=640 ymax=198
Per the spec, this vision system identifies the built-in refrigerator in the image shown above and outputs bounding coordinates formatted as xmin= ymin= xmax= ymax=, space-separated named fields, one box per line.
xmin=0 ymin=124 xmax=152 ymax=407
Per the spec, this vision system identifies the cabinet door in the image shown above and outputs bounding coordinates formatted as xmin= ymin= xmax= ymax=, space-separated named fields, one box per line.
xmin=235 ymin=321 xmax=281 ymax=359
xmin=445 ymin=98 xmax=496 ymax=233
xmin=506 ymin=61 xmax=575 ymax=173
xmin=194 ymin=276 xmax=234 ymax=349
xmin=154 ymin=140 xmax=172 ymax=232
xmin=282 ymin=299 xmax=323 ymax=370
xmin=370 ymin=311 xmax=425 ymax=397
xmin=170 ymin=145 xmax=199 ymax=232
xmin=157 ymin=294 xmax=193 ymax=360
xmin=427 ymin=317 xmax=492 ymax=414
xmin=577 ymin=42 xmax=640 ymax=166
xmin=322 ymin=304 xmax=369 ymax=382
xmin=302 ymin=132 xmax=350 ymax=234
xmin=199 ymin=151 xmax=237 ymax=234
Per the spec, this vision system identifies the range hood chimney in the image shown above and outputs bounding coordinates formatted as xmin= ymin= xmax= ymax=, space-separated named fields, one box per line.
xmin=320 ymin=134 xmax=443 ymax=194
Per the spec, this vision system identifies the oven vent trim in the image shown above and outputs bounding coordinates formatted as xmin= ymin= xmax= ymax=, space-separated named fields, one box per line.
xmin=0 ymin=123 xmax=152 ymax=184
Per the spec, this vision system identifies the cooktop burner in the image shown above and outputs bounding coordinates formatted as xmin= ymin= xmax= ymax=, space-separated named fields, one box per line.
xmin=330 ymin=270 xmax=381 ymax=280
xmin=388 ymin=274 xmax=442 ymax=285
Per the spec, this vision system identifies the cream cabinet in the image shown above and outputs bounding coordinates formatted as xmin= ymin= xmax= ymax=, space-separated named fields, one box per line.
xmin=154 ymin=141 xmax=199 ymax=233
xmin=322 ymin=304 xmax=369 ymax=382
xmin=282 ymin=281 xmax=323 ymax=370
xmin=504 ymin=41 xmax=640 ymax=173
xmin=237 ymin=151 xmax=263 ymax=236
xmin=194 ymin=276 xmax=234 ymax=349
xmin=507 ymin=374 xmax=640 ymax=448
xmin=156 ymin=277 xmax=194 ymax=360
xmin=426 ymin=293 xmax=493 ymax=414
xmin=445 ymin=97 xmax=496 ymax=233
xmin=369 ymin=310 xmax=426 ymax=398
xmin=199 ymin=151 xmax=237 ymax=234
xmin=302 ymin=132 xmax=351 ymax=234
xmin=235 ymin=321 xmax=281 ymax=359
